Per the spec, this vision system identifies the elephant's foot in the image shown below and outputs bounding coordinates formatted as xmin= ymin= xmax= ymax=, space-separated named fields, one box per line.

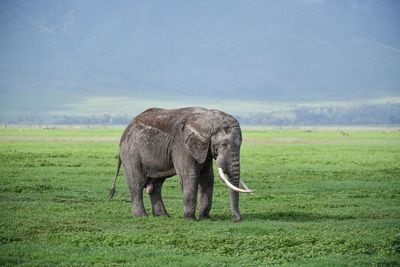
xmin=152 ymin=206 xmax=170 ymax=217
xmin=184 ymin=211 xmax=197 ymax=221
xmin=153 ymin=212 xmax=170 ymax=217
xmin=133 ymin=212 xmax=148 ymax=217
xmin=232 ymin=213 xmax=242 ymax=223
xmin=198 ymin=214 xmax=211 ymax=220
xmin=132 ymin=208 xmax=148 ymax=217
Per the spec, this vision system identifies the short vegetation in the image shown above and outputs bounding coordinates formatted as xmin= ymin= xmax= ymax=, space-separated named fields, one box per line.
xmin=0 ymin=127 xmax=399 ymax=266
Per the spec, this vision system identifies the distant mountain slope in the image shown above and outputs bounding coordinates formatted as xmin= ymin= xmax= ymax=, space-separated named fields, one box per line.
xmin=0 ymin=0 xmax=399 ymax=121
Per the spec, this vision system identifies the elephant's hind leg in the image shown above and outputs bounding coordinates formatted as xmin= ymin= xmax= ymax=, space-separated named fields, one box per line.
xmin=149 ymin=178 xmax=169 ymax=217
xmin=122 ymin=160 xmax=147 ymax=217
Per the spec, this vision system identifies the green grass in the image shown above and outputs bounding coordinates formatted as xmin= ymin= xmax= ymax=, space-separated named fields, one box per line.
xmin=0 ymin=127 xmax=399 ymax=266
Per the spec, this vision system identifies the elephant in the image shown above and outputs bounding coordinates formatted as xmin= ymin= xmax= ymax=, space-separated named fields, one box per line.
xmin=109 ymin=107 xmax=253 ymax=222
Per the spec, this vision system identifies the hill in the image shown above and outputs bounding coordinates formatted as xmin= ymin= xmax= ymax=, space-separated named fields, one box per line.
xmin=0 ymin=0 xmax=399 ymax=123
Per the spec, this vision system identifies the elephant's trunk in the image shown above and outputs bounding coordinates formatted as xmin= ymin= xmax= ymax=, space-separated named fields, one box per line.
xmin=216 ymin=152 xmax=254 ymax=221
xmin=228 ymin=157 xmax=242 ymax=222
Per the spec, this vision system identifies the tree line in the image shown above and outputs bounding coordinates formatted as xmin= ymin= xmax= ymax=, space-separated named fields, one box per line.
xmin=2 ymin=103 xmax=400 ymax=126
xmin=236 ymin=103 xmax=400 ymax=125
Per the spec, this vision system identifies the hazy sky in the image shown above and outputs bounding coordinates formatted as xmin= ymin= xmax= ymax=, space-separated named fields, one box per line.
xmin=0 ymin=0 xmax=399 ymax=119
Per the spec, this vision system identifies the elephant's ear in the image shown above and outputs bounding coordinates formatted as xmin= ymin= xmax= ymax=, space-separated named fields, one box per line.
xmin=183 ymin=117 xmax=211 ymax=164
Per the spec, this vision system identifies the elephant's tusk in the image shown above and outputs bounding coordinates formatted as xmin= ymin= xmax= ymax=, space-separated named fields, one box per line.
xmin=239 ymin=179 xmax=254 ymax=195
xmin=217 ymin=168 xmax=254 ymax=193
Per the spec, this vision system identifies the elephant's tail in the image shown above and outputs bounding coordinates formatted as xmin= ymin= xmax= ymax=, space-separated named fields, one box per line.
xmin=109 ymin=155 xmax=122 ymax=200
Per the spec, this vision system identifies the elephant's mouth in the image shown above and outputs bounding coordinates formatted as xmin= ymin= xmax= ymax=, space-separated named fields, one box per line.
xmin=217 ymin=167 xmax=254 ymax=193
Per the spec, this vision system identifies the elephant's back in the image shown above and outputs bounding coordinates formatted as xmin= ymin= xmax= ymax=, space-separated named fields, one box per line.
xmin=135 ymin=108 xmax=182 ymax=131
xmin=119 ymin=107 xmax=209 ymax=146
xmin=119 ymin=108 xmax=182 ymax=146
xmin=133 ymin=107 xmax=208 ymax=131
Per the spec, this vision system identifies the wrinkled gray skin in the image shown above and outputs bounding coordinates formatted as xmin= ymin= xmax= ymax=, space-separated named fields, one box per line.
xmin=111 ymin=107 xmax=243 ymax=222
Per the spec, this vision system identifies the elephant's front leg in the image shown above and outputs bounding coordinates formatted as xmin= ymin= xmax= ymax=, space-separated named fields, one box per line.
xmin=174 ymin=156 xmax=200 ymax=220
xmin=180 ymin=170 xmax=200 ymax=220
xmin=198 ymin=162 xmax=214 ymax=220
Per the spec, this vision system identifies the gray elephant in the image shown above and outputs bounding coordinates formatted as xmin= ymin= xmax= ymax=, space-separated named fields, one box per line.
xmin=109 ymin=107 xmax=253 ymax=221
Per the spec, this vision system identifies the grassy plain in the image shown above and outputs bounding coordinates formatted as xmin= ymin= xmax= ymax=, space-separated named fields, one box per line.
xmin=0 ymin=127 xmax=399 ymax=266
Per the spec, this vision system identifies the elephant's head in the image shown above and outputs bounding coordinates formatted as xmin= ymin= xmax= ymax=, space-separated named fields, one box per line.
xmin=183 ymin=108 xmax=254 ymax=221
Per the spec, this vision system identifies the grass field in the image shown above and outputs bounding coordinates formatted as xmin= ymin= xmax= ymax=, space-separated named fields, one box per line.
xmin=0 ymin=127 xmax=399 ymax=266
